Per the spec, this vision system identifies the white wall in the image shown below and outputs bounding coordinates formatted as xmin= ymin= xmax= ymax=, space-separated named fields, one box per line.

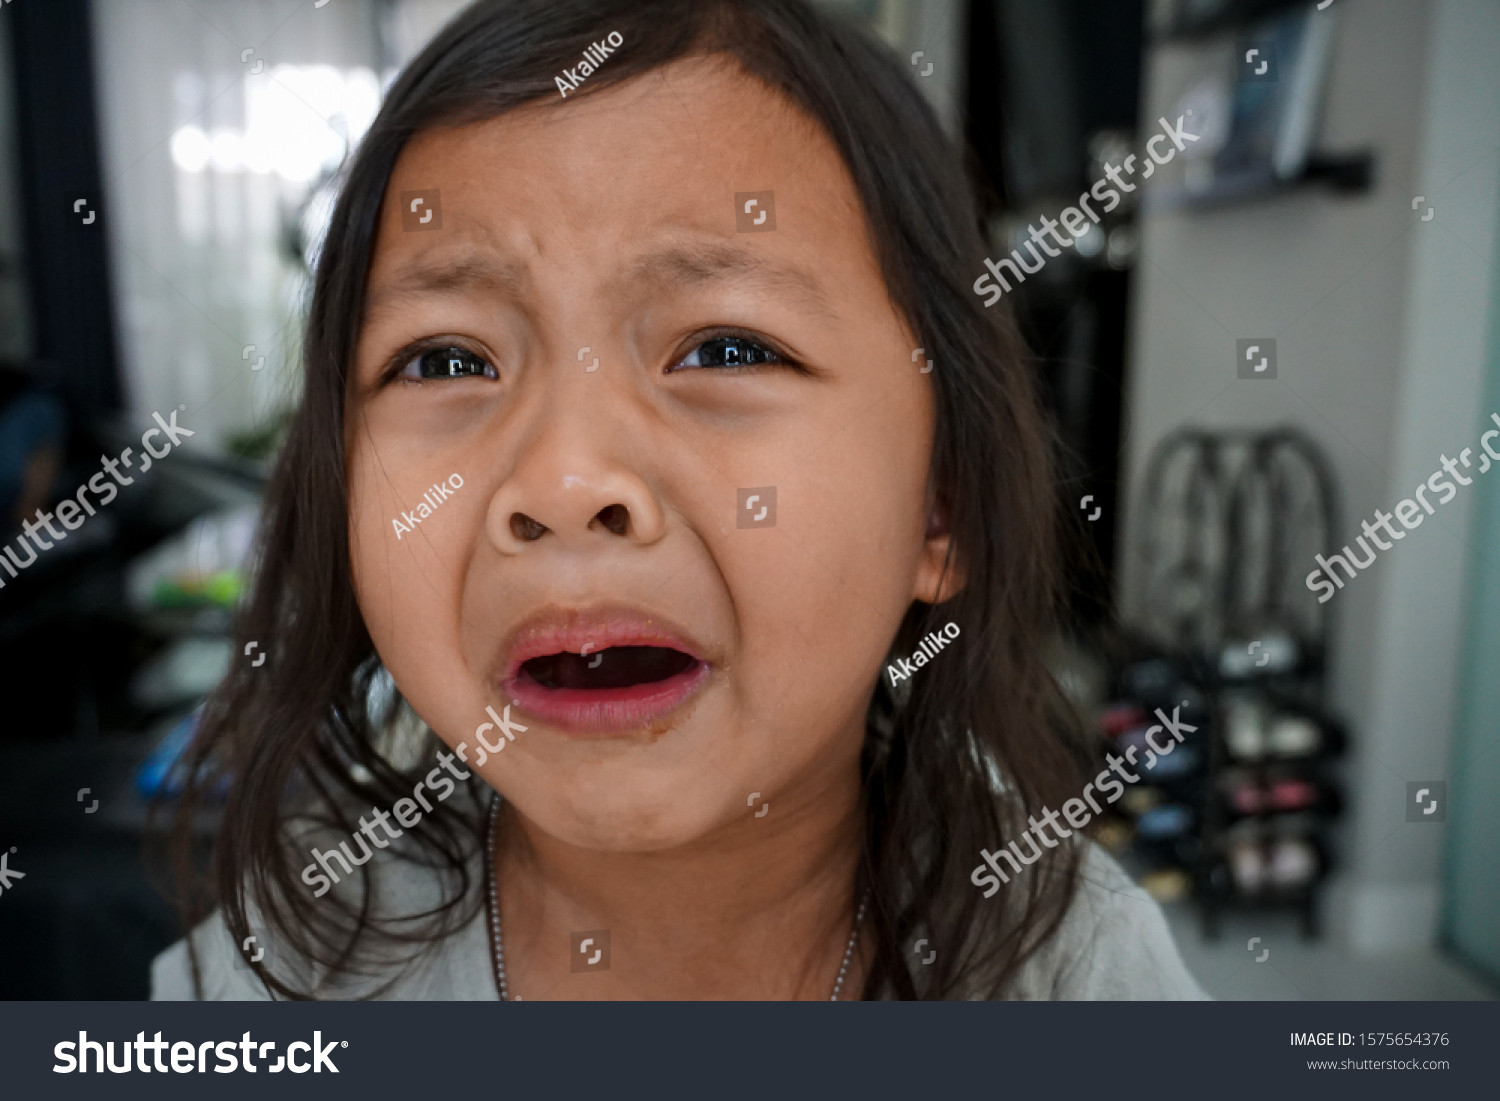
xmin=1349 ymin=0 xmax=1500 ymax=953
xmin=1121 ymin=0 xmax=1500 ymax=951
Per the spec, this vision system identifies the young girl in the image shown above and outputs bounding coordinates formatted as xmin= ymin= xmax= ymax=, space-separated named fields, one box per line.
xmin=153 ymin=0 xmax=1203 ymax=1001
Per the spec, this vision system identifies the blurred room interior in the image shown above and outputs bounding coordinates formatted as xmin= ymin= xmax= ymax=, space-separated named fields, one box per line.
xmin=0 ymin=0 xmax=1495 ymax=1000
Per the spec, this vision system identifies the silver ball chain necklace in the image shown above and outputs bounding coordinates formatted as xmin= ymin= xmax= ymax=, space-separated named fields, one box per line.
xmin=484 ymin=792 xmax=870 ymax=1001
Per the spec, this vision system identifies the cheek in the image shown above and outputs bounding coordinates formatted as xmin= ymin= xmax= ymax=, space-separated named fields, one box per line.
xmin=346 ymin=430 xmax=486 ymax=733
xmin=720 ymin=386 xmax=932 ymax=732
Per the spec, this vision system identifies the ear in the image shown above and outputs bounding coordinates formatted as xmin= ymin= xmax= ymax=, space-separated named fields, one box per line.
xmin=912 ymin=501 xmax=964 ymax=604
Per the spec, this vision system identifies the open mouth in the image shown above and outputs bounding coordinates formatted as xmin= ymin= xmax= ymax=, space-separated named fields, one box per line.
xmin=519 ymin=645 xmax=699 ymax=692
xmin=502 ymin=633 xmax=710 ymax=737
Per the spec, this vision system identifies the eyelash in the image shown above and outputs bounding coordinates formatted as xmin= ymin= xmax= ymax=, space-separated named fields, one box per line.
xmin=380 ymin=328 xmax=799 ymax=387
xmin=667 ymin=329 xmax=796 ymax=374
xmin=384 ymin=339 xmax=499 ymax=387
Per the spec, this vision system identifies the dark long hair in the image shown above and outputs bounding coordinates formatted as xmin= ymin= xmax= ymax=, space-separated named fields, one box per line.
xmin=164 ymin=0 xmax=1088 ymax=1000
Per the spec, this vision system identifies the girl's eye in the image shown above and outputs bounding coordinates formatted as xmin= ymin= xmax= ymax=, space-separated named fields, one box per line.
xmin=398 ymin=346 xmax=498 ymax=381
xmin=673 ymin=335 xmax=785 ymax=371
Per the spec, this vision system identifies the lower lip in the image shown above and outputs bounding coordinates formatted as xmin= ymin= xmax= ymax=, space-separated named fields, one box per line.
xmin=501 ymin=661 xmax=710 ymax=737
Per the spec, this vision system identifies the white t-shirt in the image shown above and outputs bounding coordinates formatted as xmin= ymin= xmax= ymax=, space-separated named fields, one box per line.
xmin=151 ymin=841 xmax=1208 ymax=1001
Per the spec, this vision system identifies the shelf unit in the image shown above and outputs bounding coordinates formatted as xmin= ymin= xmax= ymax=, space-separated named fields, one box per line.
xmin=1105 ymin=426 xmax=1347 ymax=937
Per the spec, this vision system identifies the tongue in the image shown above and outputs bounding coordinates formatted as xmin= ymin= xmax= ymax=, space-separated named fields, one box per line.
xmin=522 ymin=646 xmax=697 ymax=691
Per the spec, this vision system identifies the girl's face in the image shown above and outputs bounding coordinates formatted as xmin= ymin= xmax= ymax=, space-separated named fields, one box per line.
xmin=346 ymin=58 xmax=952 ymax=852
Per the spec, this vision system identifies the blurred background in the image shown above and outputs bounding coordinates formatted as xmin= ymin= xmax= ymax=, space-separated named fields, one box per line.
xmin=0 ymin=0 xmax=1495 ymax=1000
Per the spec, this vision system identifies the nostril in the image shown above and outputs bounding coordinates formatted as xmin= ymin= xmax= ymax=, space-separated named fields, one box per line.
xmin=595 ymin=503 xmax=629 ymax=536
xmin=510 ymin=512 xmax=548 ymax=541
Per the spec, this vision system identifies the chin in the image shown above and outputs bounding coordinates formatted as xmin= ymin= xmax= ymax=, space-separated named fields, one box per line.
xmin=516 ymin=764 xmax=742 ymax=853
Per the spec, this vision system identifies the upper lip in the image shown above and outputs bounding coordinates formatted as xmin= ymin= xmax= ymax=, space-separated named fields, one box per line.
xmin=493 ymin=602 xmax=709 ymax=685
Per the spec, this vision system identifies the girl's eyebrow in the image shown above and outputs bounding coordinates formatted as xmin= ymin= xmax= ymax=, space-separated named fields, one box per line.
xmin=626 ymin=240 xmax=835 ymax=319
xmin=365 ymin=252 xmax=530 ymax=320
xmin=365 ymin=241 xmax=835 ymax=320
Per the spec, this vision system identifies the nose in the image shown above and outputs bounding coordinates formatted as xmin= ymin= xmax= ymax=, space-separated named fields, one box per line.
xmin=483 ymin=405 xmax=667 ymax=556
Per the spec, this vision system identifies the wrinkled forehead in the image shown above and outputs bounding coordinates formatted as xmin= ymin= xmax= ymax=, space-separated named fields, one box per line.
xmin=362 ymin=56 xmax=875 ymax=307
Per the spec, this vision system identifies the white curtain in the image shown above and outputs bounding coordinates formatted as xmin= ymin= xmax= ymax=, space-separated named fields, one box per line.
xmin=89 ymin=0 xmax=437 ymax=452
